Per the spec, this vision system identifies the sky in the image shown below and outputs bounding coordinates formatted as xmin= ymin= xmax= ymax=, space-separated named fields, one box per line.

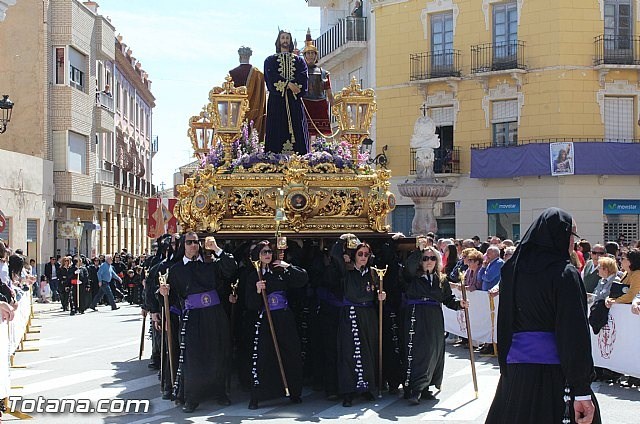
xmin=100 ymin=0 xmax=322 ymax=190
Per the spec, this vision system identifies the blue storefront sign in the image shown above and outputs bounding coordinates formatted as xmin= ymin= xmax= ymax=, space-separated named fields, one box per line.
xmin=487 ymin=199 xmax=520 ymax=214
xmin=603 ymin=199 xmax=640 ymax=215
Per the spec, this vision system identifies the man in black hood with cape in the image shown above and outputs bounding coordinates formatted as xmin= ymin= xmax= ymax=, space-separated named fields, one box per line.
xmin=486 ymin=207 xmax=600 ymax=424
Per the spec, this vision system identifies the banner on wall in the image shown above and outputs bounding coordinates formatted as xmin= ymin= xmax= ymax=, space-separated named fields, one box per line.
xmin=550 ymin=141 xmax=574 ymax=176
xmin=147 ymin=198 xmax=178 ymax=239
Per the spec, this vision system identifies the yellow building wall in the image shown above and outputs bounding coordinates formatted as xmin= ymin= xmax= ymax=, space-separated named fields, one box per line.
xmin=374 ymin=0 xmax=631 ymax=178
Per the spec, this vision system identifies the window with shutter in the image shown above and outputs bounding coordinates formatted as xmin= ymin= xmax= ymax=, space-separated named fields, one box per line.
xmin=604 ymin=96 xmax=634 ymax=141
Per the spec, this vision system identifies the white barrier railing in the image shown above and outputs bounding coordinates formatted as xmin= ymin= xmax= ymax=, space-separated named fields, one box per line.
xmin=1 ymin=290 xmax=33 ymax=400
xmin=443 ymin=291 xmax=640 ymax=378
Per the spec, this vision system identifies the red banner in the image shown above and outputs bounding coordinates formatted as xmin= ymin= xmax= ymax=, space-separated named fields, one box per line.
xmin=147 ymin=198 xmax=177 ymax=239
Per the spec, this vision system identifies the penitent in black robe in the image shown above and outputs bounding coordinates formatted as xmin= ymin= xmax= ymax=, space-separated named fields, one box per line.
xmin=169 ymin=253 xmax=238 ymax=405
xmin=486 ymin=207 xmax=602 ymax=424
xmin=328 ymin=243 xmax=379 ymax=396
xmin=245 ymin=264 xmax=308 ymax=402
xmin=402 ymin=250 xmax=461 ymax=396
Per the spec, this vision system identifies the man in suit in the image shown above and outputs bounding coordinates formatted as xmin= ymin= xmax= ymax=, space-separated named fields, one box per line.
xmin=44 ymin=256 xmax=61 ymax=302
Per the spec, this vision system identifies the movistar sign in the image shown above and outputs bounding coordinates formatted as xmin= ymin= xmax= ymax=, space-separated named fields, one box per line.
xmin=487 ymin=199 xmax=520 ymax=214
xmin=603 ymin=199 xmax=640 ymax=215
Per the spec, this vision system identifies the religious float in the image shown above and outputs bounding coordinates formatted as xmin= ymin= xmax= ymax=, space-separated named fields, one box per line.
xmin=173 ymin=75 xmax=397 ymax=240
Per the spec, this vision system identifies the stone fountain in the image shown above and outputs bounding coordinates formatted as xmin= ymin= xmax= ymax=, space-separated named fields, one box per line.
xmin=398 ymin=115 xmax=453 ymax=236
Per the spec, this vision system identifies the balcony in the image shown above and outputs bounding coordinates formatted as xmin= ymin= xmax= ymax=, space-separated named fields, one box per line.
xmin=470 ymin=138 xmax=640 ymax=178
xmin=94 ymin=92 xmax=114 ymax=133
xmin=93 ymin=182 xmax=115 ymax=207
xmin=97 ymin=167 xmax=114 ymax=185
xmin=316 ymin=17 xmax=367 ymax=69
xmin=410 ymin=147 xmax=461 ymax=175
xmin=471 ymin=40 xmax=526 ymax=74
xmin=151 ymin=136 xmax=159 ymax=156
xmin=410 ymin=50 xmax=462 ymax=82
xmin=594 ymin=34 xmax=640 ymax=67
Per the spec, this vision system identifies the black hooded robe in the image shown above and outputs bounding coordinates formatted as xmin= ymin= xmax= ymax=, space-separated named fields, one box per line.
xmin=169 ymin=253 xmax=238 ymax=405
xmin=245 ymin=265 xmax=308 ymax=403
xmin=486 ymin=207 xmax=602 ymax=424
xmin=401 ymin=250 xmax=461 ymax=396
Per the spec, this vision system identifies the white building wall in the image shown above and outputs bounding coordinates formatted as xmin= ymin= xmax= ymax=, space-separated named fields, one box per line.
xmin=0 ymin=149 xmax=55 ymax=268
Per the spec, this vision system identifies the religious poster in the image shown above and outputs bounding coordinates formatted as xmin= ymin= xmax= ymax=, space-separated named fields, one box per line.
xmin=57 ymin=220 xmax=79 ymax=239
xmin=147 ymin=198 xmax=178 ymax=238
xmin=550 ymin=142 xmax=574 ymax=176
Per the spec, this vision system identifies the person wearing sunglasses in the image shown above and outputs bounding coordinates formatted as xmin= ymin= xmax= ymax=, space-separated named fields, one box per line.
xmin=244 ymin=240 xmax=308 ymax=410
xmin=581 ymin=244 xmax=606 ymax=293
xmin=160 ymin=232 xmax=238 ymax=413
xmin=328 ymin=238 xmax=385 ymax=407
xmin=487 ymin=208 xmax=600 ymax=424
xmin=401 ymin=245 xmax=468 ymax=405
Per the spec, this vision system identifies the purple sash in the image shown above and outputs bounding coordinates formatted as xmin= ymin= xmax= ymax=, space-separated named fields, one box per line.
xmin=184 ymin=289 xmax=220 ymax=310
xmin=405 ymin=297 xmax=440 ymax=307
xmin=317 ymin=287 xmax=344 ymax=308
xmin=264 ymin=291 xmax=288 ymax=311
xmin=343 ymin=298 xmax=373 ymax=308
xmin=507 ymin=331 xmax=561 ymax=365
xmin=169 ymin=306 xmax=182 ymax=316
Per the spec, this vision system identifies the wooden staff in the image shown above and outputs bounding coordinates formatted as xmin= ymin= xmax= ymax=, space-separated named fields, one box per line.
xmin=227 ymin=279 xmax=239 ymax=393
xmin=138 ymin=311 xmax=146 ymax=360
xmin=489 ymin=295 xmax=498 ymax=356
xmin=459 ymin=270 xmax=479 ymax=398
xmin=160 ymin=305 xmax=165 ymax=387
xmin=252 ymin=259 xmax=290 ymax=397
xmin=159 ymin=269 xmax=176 ymax=386
xmin=371 ymin=265 xmax=388 ymax=398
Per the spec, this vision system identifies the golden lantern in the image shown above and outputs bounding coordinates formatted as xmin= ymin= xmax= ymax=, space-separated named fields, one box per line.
xmin=332 ymin=76 xmax=377 ymax=161
xmin=187 ymin=106 xmax=215 ymax=157
xmin=207 ymin=75 xmax=250 ymax=168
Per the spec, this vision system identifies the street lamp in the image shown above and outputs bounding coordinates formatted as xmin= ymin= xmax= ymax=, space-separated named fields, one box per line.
xmin=0 ymin=94 xmax=14 ymax=134
xmin=332 ymin=77 xmax=377 ymax=161
xmin=207 ymin=75 xmax=249 ymax=169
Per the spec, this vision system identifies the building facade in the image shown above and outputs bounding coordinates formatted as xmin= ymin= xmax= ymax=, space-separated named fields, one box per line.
xmin=95 ymin=35 xmax=156 ymax=255
xmin=0 ymin=0 xmax=155 ymax=265
xmin=307 ymin=0 xmax=377 ymax=143
xmin=371 ymin=0 xmax=640 ymax=244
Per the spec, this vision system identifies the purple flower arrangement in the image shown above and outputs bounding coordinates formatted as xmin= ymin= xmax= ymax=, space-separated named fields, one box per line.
xmin=201 ymin=122 xmax=370 ymax=172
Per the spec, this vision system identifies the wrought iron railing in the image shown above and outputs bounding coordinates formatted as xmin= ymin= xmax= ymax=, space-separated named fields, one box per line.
xmin=470 ymin=137 xmax=640 ymax=149
xmin=471 ymin=40 xmax=526 ymax=73
xmin=594 ymin=34 xmax=640 ymax=65
xmin=316 ymin=16 xmax=367 ymax=59
xmin=410 ymin=50 xmax=461 ymax=81
xmin=410 ymin=147 xmax=461 ymax=174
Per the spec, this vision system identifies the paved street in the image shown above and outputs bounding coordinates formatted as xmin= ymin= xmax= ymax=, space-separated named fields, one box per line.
xmin=4 ymin=302 xmax=639 ymax=424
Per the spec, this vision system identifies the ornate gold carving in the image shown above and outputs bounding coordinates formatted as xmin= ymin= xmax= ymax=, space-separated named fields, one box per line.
xmin=174 ymin=161 xmax=396 ymax=234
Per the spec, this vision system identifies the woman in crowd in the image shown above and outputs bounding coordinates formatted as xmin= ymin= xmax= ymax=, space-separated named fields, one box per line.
xmin=245 ymin=240 xmax=308 ymax=409
xmin=402 ymin=244 xmax=468 ymax=405
xmin=329 ymin=238 xmax=385 ymax=407
xmin=443 ymin=244 xmax=458 ymax=276
xmin=460 ymin=248 xmax=483 ymax=291
xmin=606 ymin=248 xmax=640 ymax=308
